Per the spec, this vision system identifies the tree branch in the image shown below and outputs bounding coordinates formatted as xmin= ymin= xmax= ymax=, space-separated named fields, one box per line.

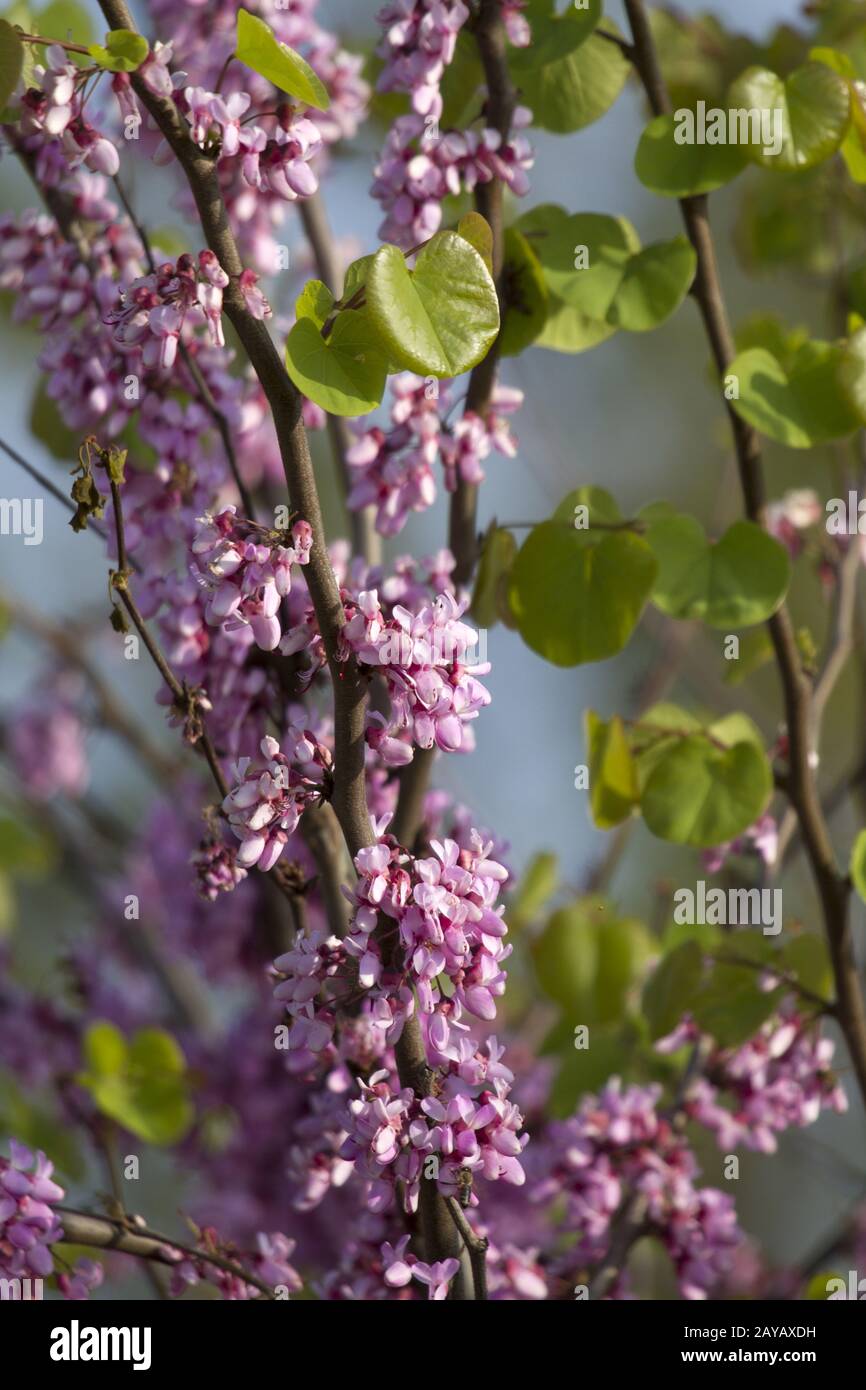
xmin=449 ymin=0 xmax=516 ymax=585
xmin=97 ymin=0 xmax=371 ymax=863
xmin=623 ymin=0 xmax=866 ymax=1111
xmin=95 ymin=0 xmax=468 ymax=1288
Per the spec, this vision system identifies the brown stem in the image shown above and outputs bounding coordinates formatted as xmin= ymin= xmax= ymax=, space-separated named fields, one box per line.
xmin=623 ymin=0 xmax=866 ymax=1112
xmin=56 ymin=1207 xmax=277 ymax=1299
xmin=448 ymin=0 xmax=515 ymax=586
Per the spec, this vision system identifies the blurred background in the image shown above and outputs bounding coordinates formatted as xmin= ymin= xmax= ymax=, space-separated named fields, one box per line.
xmin=2 ymin=0 xmax=865 ymax=1290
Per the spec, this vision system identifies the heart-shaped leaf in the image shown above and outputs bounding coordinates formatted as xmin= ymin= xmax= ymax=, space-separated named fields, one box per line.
xmin=647 ymin=515 xmax=791 ymax=627
xmin=88 ymin=30 xmax=149 ymax=72
xmin=606 ymin=237 xmax=697 ymax=331
xmin=516 ymin=206 xmax=640 ymax=313
xmin=726 ymin=61 xmax=850 ymax=171
xmin=365 ymin=231 xmax=499 ymax=377
xmin=635 ymin=110 xmax=748 ymax=197
xmin=77 ymin=1022 xmax=193 ymax=1146
xmin=236 ymin=8 xmax=329 ymax=110
xmin=285 ymin=309 xmax=387 ymax=416
xmin=533 ymin=901 xmax=653 ymax=1023
xmin=515 ymin=207 xmax=694 ymax=331
xmin=512 ymin=25 xmax=629 ymax=134
xmin=728 ymin=342 xmax=863 ymax=447
xmin=508 ymin=520 xmax=657 ymax=666
xmin=641 ymin=734 xmax=772 ymax=847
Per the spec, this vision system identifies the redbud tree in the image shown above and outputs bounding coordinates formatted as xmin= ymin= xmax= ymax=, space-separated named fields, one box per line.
xmin=0 ymin=0 xmax=865 ymax=1305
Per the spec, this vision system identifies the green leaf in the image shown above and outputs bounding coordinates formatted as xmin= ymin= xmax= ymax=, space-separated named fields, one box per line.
xmin=515 ymin=206 xmax=639 ymax=314
xmin=554 ymin=484 xmax=622 ymax=526
xmin=692 ymin=962 xmax=783 ymax=1048
xmin=83 ymin=1021 xmax=127 ymax=1076
xmin=723 ymin=626 xmax=774 ymax=685
xmin=0 ymin=816 xmax=55 ymax=876
xmin=457 ymin=211 xmax=493 ymax=273
xmin=365 ymin=231 xmax=499 ymax=377
xmin=533 ymin=901 xmax=653 ymax=1024
xmin=471 ymin=524 xmax=517 ymax=627
xmin=0 ymin=18 xmax=23 ymax=108
xmin=509 ymin=851 xmax=559 ymax=928
xmin=635 ymin=110 xmax=748 ymax=197
xmin=837 ymin=326 xmax=866 ymax=422
xmin=285 ymin=310 xmax=387 ymax=416
xmin=509 ymin=0 xmax=601 ymax=72
xmin=29 ymin=378 xmax=78 ymax=460
xmin=499 ymin=227 xmax=548 ymax=355
xmin=726 ymin=62 xmax=850 ymax=171
xmin=606 ymin=237 xmax=696 ymax=332
xmin=508 ymin=521 xmax=657 ymax=666
xmin=513 ymin=25 xmax=629 ymax=134
xmin=88 ymin=30 xmax=148 ymax=72
xmin=236 ymin=8 xmax=329 ymax=110
xmin=78 ymin=1022 xmax=193 ymax=1146
xmin=727 ymin=343 xmax=863 ymax=448
xmin=534 ymin=294 xmax=617 ymax=354
xmin=514 ymin=208 xmax=693 ymax=332
xmin=341 ymin=254 xmax=375 ymax=302
xmin=295 ymin=278 xmax=334 ymax=328
xmin=585 ymin=711 xmax=639 ymax=829
xmin=780 ymin=934 xmax=833 ymax=1002
xmin=641 ymin=734 xmax=773 ymax=848
xmin=647 ymin=515 xmax=790 ymax=628
xmin=850 ymin=829 xmax=866 ymax=903
xmin=548 ymin=1024 xmax=634 ymax=1116
xmin=810 ymin=46 xmax=866 ymax=183
xmin=642 ymin=941 xmax=703 ymax=1041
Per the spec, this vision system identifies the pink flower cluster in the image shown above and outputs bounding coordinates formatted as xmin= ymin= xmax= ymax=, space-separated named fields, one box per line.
xmin=347 ymin=373 xmax=522 ymax=536
xmin=381 ymin=1237 xmax=459 ymax=1299
xmin=372 ymin=110 xmax=534 ymax=249
xmin=177 ymin=86 xmax=324 ymax=203
xmin=19 ymin=44 xmax=119 ymax=177
xmin=192 ymin=836 xmax=249 ymax=901
xmin=0 ymin=1141 xmax=64 ymax=1282
xmin=191 ymin=507 xmax=312 ymax=651
xmin=146 ymin=0 xmax=369 ymax=272
xmin=340 ymin=1039 xmax=526 ymax=1214
xmin=702 ymin=813 xmax=778 ymax=874
xmin=346 ymin=588 xmax=491 ymax=759
xmin=168 ymin=1228 xmax=303 ymax=1299
xmin=371 ymin=2 xmax=533 ymax=246
xmin=7 ymin=671 xmax=89 ymax=803
xmin=376 ymin=1 xmax=470 ymax=120
xmin=223 ymin=730 xmax=331 ymax=870
xmin=675 ymin=1011 xmax=848 ymax=1153
xmin=533 ymin=1082 xmax=742 ymax=1300
xmin=106 ymin=250 xmax=233 ymax=369
xmin=346 ymin=833 xmax=510 ymax=1037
